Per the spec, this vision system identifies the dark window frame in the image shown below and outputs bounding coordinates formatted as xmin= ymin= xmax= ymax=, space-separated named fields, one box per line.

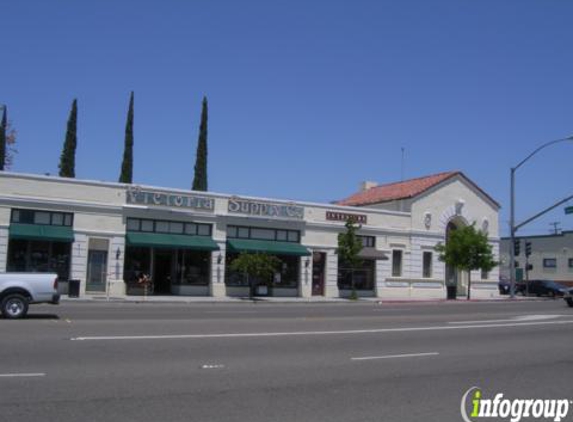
xmin=126 ymin=217 xmax=212 ymax=237
xmin=227 ymin=225 xmax=300 ymax=243
xmin=392 ymin=250 xmax=403 ymax=277
xmin=11 ymin=208 xmax=74 ymax=227
xmin=357 ymin=235 xmax=375 ymax=248
xmin=543 ymin=258 xmax=557 ymax=268
xmin=422 ymin=251 xmax=432 ymax=278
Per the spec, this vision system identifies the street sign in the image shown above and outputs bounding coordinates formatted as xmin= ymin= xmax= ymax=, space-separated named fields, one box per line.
xmin=565 ymin=206 xmax=573 ymax=215
xmin=516 ymin=268 xmax=524 ymax=282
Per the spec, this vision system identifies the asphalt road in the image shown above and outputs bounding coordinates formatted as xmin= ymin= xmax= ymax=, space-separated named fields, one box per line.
xmin=1 ymin=300 xmax=573 ymax=422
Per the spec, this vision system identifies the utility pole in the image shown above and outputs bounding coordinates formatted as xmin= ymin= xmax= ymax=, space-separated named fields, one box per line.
xmin=549 ymin=222 xmax=561 ymax=235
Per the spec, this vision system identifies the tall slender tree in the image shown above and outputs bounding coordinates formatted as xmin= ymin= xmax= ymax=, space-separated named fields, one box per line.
xmin=435 ymin=224 xmax=497 ymax=300
xmin=192 ymin=96 xmax=208 ymax=191
xmin=58 ymin=99 xmax=78 ymax=178
xmin=0 ymin=106 xmax=17 ymax=170
xmin=119 ymin=91 xmax=134 ymax=183
xmin=0 ymin=106 xmax=6 ymax=171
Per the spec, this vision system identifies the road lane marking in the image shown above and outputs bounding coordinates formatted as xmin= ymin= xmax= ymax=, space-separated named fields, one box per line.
xmin=70 ymin=319 xmax=573 ymax=341
xmin=448 ymin=315 xmax=568 ymax=324
xmin=201 ymin=364 xmax=225 ymax=369
xmin=0 ymin=373 xmax=46 ymax=378
xmin=351 ymin=352 xmax=439 ymax=361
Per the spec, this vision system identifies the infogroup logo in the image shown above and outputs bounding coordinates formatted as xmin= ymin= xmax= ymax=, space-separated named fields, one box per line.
xmin=461 ymin=387 xmax=571 ymax=422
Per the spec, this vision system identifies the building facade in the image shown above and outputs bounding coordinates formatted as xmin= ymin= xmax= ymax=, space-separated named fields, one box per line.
xmin=0 ymin=171 xmax=500 ymax=299
xmin=500 ymin=232 xmax=573 ymax=286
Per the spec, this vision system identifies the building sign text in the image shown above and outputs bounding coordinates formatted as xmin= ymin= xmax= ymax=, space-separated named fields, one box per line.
xmin=126 ymin=187 xmax=214 ymax=211
xmin=326 ymin=211 xmax=367 ymax=224
xmin=228 ymin=198 xmax=304 ymax=220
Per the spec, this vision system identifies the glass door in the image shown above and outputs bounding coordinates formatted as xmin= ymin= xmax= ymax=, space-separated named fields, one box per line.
xmin=86 ymin=250 xmax=108 ymax=292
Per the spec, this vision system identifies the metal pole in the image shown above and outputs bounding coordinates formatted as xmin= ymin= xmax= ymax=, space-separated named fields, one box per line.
xmin=509 ymin=135 xmax=573 ymax=299
xmin=509 ymin=167 xmax=516 ymax=298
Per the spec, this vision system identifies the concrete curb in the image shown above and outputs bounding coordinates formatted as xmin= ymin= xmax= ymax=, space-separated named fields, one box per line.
xmin=59 ymin=295 xmax=551 ymax=305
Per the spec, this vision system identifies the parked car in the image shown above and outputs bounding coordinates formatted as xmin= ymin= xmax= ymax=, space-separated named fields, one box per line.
xmin=0 ymin=273 xmax=60 ymax=319
xmin=498 ymin=278 xmax=526 ymax=295
xmin=524 ymin=279 xmax=573 ymax=298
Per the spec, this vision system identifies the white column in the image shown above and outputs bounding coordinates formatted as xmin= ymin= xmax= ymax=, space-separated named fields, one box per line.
xmin=108 ymin=236 xmax=126 ymax=297
xmin=324 ymin=249 xmax=339 ymax=298
xmin=299 ymin=255 xmax=312 ymax=298
xmin=71 ymin=234 xmax=89 ymax=297
xmin=210 ymin=242 xmax=226 ymax=297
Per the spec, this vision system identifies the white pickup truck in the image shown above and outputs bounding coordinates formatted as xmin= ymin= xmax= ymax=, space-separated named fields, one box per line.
xmin=0 ymin=273 xmax=60 ymax=319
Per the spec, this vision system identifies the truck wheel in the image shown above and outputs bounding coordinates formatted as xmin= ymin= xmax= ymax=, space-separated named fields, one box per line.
xmin=566 ymin=298 xmax=573 ymax=308
xmin=1 ymin=294 xmax=29 ymax=319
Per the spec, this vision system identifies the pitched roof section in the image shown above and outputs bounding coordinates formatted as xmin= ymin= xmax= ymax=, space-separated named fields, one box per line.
xmin=337 ymin=171 xmax=500 ymax=208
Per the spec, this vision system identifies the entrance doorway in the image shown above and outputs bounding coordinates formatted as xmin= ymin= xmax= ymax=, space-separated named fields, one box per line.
xmin=312 ymin=252 xmax=326 ymax=296
xmin=87 ymin=250 xmax=108 ymax=292
xmin=153 ymin=251 xmax=173 ymax=294
xmin=445 ymin=220 xmax=467 ymax=298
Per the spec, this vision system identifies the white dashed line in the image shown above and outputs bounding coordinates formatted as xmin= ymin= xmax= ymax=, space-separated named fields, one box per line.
xmin=351 ymin=352 xmax=439 ymax=361
xmin=0 ymin=373 xmax=46 ymax=378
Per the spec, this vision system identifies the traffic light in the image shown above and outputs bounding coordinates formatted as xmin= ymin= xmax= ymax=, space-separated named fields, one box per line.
xmin=514 ymin=239 xmax=521 ymax=256
xmin=525 ymin=241 xmax=532 ymax=257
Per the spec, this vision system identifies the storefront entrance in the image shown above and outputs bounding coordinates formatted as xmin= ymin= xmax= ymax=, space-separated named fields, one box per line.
xmin=153 ymin=251 xmax=173 ymax=294
xmin=124 ymin=246 xmax=211 ymax=295
xmin=312 ymin=252 xmax=326 ymax=296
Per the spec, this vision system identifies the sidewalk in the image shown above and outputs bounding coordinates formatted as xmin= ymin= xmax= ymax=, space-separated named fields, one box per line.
xmin=60 ymin=294 xmax=542 ymax=305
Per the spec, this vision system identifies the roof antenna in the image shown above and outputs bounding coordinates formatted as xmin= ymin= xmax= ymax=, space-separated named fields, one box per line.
xmin=401 ymin=147 xmax=405 ymax=181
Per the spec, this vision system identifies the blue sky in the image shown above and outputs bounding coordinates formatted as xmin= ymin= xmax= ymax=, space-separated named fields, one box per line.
xmin=2 ymin=0 xmax=573 ymax=237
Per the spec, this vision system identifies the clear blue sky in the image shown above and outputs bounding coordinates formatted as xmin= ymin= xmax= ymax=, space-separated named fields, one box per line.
xmin=2 ymin=0 xmax=573 ymax=237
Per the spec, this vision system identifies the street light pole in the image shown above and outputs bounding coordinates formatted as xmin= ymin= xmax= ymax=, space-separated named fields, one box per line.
xmin=509 ymin=167 xmax=516 ymax=298
xmin=509 ymin=136 xmax=573 ymax=298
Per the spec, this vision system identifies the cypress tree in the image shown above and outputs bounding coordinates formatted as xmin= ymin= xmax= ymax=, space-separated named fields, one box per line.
xmin=0 ymin=106 xmax=6 ymax=171
xmin=58 ymin=99 xmax=78 ymax=178
xmin=192 ymin=96 xmax=208 ymax=191
xmin=119 ymin=91 xmax=134 ymax=183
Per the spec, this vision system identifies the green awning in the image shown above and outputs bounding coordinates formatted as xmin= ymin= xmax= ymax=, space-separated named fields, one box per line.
xmin=9 ymin=223 xmax=74 ymax=242
xmin=126 ymin=232 xmax=219 ymax=251
xmin=227 ymin=239 xmax=311 ymax=256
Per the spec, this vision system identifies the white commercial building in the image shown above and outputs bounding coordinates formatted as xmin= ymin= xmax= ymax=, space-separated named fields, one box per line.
xmin=500 ymin=231 xmax=573 ymax=286
xmin=0 ymin=170 xmax=500 ymax=299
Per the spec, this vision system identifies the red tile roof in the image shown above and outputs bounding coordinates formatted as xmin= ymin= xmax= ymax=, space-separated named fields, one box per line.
xmin=337 ymin=171 xmax=462 ymax=206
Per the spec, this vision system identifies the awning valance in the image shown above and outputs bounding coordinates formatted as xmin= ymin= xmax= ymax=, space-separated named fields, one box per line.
xmin=358 ymin=247 xmax=389 ymax=260
xmin=9 ymin=224 xmax=74 ymax=242
xmin=227 ymin=239 xmax=311 ymax=256
xmin=126 ymin=232 xmax=219 ymax=251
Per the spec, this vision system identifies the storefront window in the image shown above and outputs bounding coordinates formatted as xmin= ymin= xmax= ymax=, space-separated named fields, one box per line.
xmin=225 ymin=253 xmax=299 ymax=288
xmin=174 ymin=250 xmax=210 ymax=285
xmin=337 ymin=259 xmax=375 ymax=290
xmin=123 ymin=246 xmax=151 ymax=283
xmin=7 ymin=239 xmax=71 ymax=280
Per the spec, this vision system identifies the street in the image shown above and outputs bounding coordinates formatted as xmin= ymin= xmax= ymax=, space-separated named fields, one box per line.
xmin=1 ymin=300 xmax=573 ymax=422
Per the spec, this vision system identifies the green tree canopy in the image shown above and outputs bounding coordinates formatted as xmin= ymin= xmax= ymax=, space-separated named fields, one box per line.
xmin=230 ymin=253 xmax=280 ymax=298
xmin=58 ymin=99 xmax=78 ymax=178
xmin=119 ymin=91 xmax=134 ymax=183
xmin=0 ymin=106 xmax=18 ymax=171
xmin=192 ymin=96 xmax=208 ymax=191
xmin=337 ymin=219 xmax=363 ymax=269
xmin=435 ymin=223 xmax=497 ymax=299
